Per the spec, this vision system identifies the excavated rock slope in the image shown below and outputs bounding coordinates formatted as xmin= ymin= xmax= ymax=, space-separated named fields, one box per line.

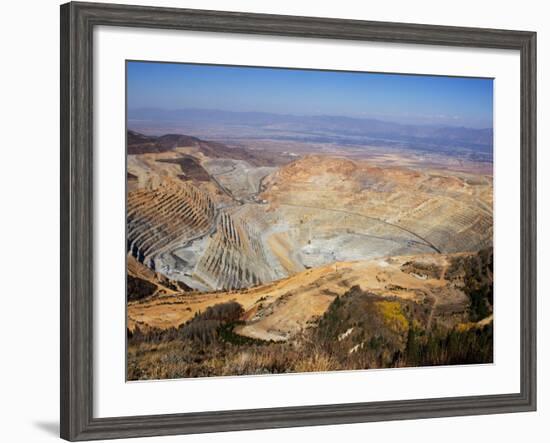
xmin=126 ymin=132 xmax=493 ymax=297
xmin=127 ymin=180 xmax=215 ymax=269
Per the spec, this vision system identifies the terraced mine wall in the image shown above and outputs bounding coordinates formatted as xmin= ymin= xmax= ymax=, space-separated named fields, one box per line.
xmin=125 ymin=132 xmax=493 ymax=295
xmin=194 ymin=209 xmax=281 ymax=290
xmin=127 ymin=181 xmax=215 ymax=269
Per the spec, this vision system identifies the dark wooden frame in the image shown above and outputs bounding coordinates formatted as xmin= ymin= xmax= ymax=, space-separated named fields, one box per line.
xmin=60 ymin=1 xmax=537 ymax=440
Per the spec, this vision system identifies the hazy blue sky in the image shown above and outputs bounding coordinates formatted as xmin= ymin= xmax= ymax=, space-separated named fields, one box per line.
xmin=127 ymin=61 xmax=493 ymax=128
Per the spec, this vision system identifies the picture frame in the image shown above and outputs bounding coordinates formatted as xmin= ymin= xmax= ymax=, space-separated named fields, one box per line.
xmin=60 ymin=1 xmax=537 ymax=441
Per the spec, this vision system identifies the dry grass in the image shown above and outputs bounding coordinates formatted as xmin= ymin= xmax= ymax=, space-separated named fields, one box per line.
xmin=127 ymin=250 xmax=493 ymax=381
xmin=129 ymin=252 xmax=470 ymax=340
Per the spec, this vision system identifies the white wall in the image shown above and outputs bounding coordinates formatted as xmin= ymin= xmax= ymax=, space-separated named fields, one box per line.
xmin=0 ymin=1 xmax=547 ymax=442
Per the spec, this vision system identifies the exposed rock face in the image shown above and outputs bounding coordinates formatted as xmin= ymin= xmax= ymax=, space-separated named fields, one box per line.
xmin=127 ymin=180 xmax=215 ymax=269
xmin=194 ymin=211 xmax=276 ymax=290
xmin=262 ymin=154 xmax=493 ymax=256
xmin=126 ymin=131 xmax=492 ymax=296
xmin=126 ymin=255 xmax=192 ymax=301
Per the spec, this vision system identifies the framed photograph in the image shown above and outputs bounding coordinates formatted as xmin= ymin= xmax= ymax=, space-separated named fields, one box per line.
xmin=60 ymin=1 xmax=536 ymax=441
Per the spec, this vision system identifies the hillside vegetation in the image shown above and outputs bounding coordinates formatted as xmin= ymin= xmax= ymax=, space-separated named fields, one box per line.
xmin=128 ymin=249 xmax=493 ymax=379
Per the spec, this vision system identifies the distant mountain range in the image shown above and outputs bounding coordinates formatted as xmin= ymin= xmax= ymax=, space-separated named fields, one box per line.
xmin=128 ymin=108 xmax=493 ymax=154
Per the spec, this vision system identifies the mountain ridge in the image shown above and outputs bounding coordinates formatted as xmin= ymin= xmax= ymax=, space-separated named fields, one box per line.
xmin=128 ymin=107 xmax=493 ymax=151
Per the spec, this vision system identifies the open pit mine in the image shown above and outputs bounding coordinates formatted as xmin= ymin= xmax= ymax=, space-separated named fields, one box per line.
xmin=126 ymin=130 xmax=494 ymax=379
